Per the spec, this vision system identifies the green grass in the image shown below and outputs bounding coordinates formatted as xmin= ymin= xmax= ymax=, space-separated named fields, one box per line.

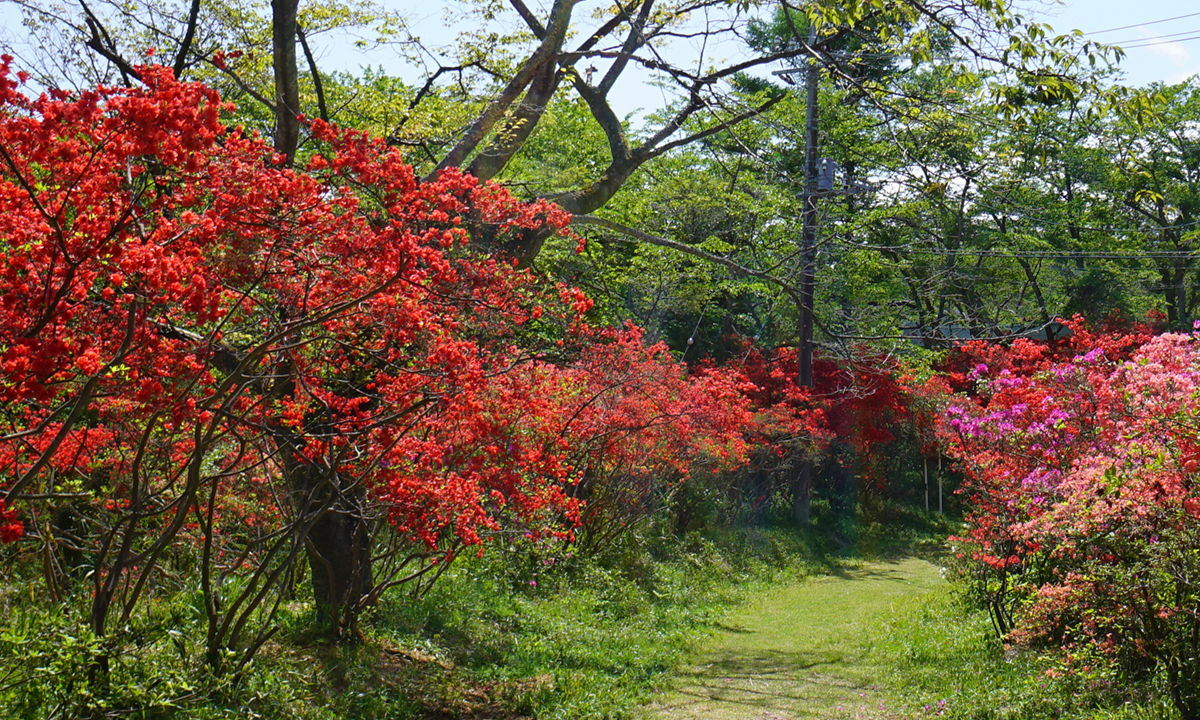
xmin=641 ymin=540 xmax=1180 ymax=720
xmin=0 ymin=525 xmax=833 ymax=719
xmin=301 ymin=526 xmax=834 ymax=719
xmin=293 ymin=519 xmax=1180 ymax=720
xmin=644 ymin=556 xmax=945 ymax=719
xmin=5 ymin=511 xmax=1178 ymax=720
xmin=868 ymin=588 xmax=1182 ymax=720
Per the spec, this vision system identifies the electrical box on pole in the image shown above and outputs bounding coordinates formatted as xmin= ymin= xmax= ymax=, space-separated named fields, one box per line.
xmin=818 ymin=158 xmax=839 ymax=191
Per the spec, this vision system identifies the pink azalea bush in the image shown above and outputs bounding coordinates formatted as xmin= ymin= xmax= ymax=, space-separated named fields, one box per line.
xmin=938 ymin=327 xmax=1200 ymax=718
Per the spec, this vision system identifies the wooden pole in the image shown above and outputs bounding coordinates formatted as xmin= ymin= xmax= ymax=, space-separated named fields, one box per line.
xmin=792 ymin=21 xmax=819 ymax=526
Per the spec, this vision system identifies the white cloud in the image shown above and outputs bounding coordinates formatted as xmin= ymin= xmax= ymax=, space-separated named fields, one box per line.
xmin=1144 ymin=39 xmax=1192 ymax=66
xmin=1128 ymin=28 xmax=1200 ymax=85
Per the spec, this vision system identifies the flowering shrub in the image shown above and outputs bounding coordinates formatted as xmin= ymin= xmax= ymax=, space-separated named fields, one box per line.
xmin=701 ymin=342 xmax=927 ymax=524
xmin=504 ymin=327 xmax=758 ymax=551
xmin=0 ymin=56 xmax=593 ymax=645
xmin=938 ymin=322 xmax=1200 ymax=718
xmin=0 ymin=57 xmax=770 ymax=677
xmin=0 ymin=499 xmax=20 ymax=543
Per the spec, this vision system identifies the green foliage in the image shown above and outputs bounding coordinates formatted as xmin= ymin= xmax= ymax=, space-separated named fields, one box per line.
xmin=359 ymin=528 xmax=824 ymax=719
xmin=0 ymin=590 xmax=315 ymax=719
xmin=0 ymin=524 xmax=826 ymax=719
xmin=499 ymin=96 xmax=614 ymax=198
xmin=870 ymin=589 xmax=1181 ymax=720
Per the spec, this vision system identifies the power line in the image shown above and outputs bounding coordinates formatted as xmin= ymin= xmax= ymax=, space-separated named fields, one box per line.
xmin=830 ymin=239 xmax=1199 ymax=260
xmin=810 ymin=192 xmax=1200 ymax=239
xmin=1118 ymin=32 xmax=1200 ymax=50
xmin=1106 ymin=26 xmax=1200 ymax=46
xmin=968 ymin=200 xmax=1200 ymax=236
xmin=1083 ymin=11 xmax=1200 ymax=35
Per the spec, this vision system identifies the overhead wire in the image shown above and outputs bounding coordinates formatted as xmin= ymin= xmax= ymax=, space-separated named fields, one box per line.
xmin=825 ymin=238 xmax=1198 ymax=260
xmin=1103 ymin=26 xmax=1200 ymax=46
xmin=799 ymin=185 xmax=1200 ymax=246
xmin=636 ymin=11 xmax=1200 ymax=343
xmin=1081 ymin=11 xmax=1200 ymax=35
xmin=957 ymin=198 xmax=1200 ymax=236
xmin=1116 ymin=33 xmax=1200 ymax=51
xmin=1069 ymin=11 xmax=1200 ymax=53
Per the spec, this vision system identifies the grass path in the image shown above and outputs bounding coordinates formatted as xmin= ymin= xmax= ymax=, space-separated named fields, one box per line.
xmin=643 ymin=557 xmax=945 ymax=720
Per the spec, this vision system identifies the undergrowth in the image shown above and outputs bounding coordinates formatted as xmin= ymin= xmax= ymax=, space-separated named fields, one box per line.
xmin=0 ymin=524 xmax=831 ymax=719
xmin=869 ymin=585 xmax=1182 ymax=720
xmin=5 ymin=507 xmax=1177 ymax=719
xmin=351 ymin=526 xmax=829 ymax=719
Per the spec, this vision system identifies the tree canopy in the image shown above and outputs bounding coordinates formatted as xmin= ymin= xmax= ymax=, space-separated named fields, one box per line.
xmin=4 ymin=2 xmax=1200 ymax=716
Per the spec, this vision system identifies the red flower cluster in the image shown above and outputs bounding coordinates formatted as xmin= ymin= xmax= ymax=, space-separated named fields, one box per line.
xmin=723 ymin=342 xmax=912 ymax=484
xmin=0 ymin=499 xmax=20 ymax=543
xmin=0 ymin=58 xmax=780 ymax=617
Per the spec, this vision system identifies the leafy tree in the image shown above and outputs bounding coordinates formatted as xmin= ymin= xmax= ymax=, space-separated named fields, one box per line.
xmin=1105 ymin=79 xmax=1200 ymax=329
xmin=0 ymin=59 xmax=792 ymax=676
xmin=3 ymin=0 xmax=1123 ymax=264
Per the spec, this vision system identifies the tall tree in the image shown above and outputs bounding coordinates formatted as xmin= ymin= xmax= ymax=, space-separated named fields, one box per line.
xmin=3 ymin=0 xmax=1121 ymax=262
xmin=1106 ymin=79 xmax=1200 ymax=329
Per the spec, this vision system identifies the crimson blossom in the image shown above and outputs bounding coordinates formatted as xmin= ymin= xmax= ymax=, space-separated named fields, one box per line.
xmin=0 ymin=56 xmax=594 ymax=649
xmin=0 ymin=53 xmax=777 ymax=673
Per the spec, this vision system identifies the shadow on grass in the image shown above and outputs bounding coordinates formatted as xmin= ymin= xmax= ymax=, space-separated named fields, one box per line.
xmin=672 ymin=650 xmax=842 ymax=709
xmin=713 ymin=622 xmax=754 ymax=634
xmin=689 ymin=650 xmax=837 ymax=676
xmin=801 ymin=518 xmax=953 ymax=566
xmin=844 ymin=562 xmax=932 ymax=582
xmin=648 ymin=552 xmax=946 ymax=719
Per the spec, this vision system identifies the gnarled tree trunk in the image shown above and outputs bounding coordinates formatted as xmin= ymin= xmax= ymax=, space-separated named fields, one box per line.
xmin=284 ymin=457 xmax=374 ymax=638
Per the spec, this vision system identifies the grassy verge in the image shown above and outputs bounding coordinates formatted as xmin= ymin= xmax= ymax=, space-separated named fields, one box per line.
xmin=351 ymin=527 xmax=830 ymax=719
xmin=11 ymin=508 xmax=1176 ymax=720
xmin=867 ymin=587 xmax=1182 ymax=720
xmin=0 ymin=507 xmax=951 ymax=719
xmin=644 ymin=556 xmax=946 ymax=719
xmin=76 ymin=525 xmax=834 ymax=719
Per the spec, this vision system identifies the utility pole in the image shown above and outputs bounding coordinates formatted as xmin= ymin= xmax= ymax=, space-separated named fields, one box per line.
xmin=798 ymin=19 xmax=819 ymax=394
xmin=776 ymin=23 xmax=871 ymax=525
xmin=792 ymin=21 xmax=819 ymax=525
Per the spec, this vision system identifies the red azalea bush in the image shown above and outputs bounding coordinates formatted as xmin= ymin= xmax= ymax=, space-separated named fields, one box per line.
xmin=722 ymin=343 xmax=831 ymax=448
xmin=935 ymin=321 xmax=1200 ymax=717
xmin=0 ymin=56 xmax=589 ymax=646
xmin=813 ymin=351 xmax=912 ymax=504
xmin=0 ymin=499 xmax=20 ymax=543
xmin=717 ymin=342 xmax=917 ymax=519
xmin=514 ymin=326 xmax=757 ymax=551
xmin=0 ymin=56 xmax=767 ymax=680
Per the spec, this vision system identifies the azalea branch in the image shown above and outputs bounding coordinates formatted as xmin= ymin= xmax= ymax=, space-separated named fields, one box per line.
xmin=5 ymin=305 xmax=139 ymax=502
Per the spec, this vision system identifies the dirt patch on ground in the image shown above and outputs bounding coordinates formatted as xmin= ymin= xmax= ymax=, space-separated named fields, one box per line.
xmin=375 ymin=640 xmax=553 ymax=719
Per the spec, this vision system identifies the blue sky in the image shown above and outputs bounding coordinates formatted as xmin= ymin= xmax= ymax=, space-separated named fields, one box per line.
xmin=1033 ymin=0 xmax=1200 ymax=86
xmin=389 ymin=1 xmax=1200 ymax=124
xmin=1 ymin=1 xmax=1195 ymax=97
